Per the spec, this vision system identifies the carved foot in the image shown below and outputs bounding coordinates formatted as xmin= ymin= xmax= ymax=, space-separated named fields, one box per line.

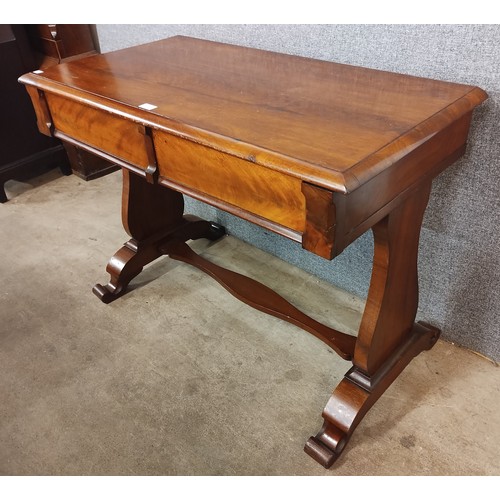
xmin=93 ymin=217 xmax=226 ymax=303
xmin=305 ymin=322 xmax=440 ymax=468
xmin=304 ymin=421 xmax=348 ymax=468
xmin=92 ymin=239 xmax=157 ymax=303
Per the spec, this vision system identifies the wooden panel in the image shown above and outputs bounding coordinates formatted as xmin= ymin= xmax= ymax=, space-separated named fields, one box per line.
xmin=155 ymin=131 xmax=306 ymax=233
xmin=52 ymin=24 xmax=96 ymax=59
xmin=26 ymin=24 xmax=97 ymax=61
xmin=18 ymin=36 xmax=487 ymax=193
xmin=46 ymin=93 xmax=149 ymax=170
xmin=301 ymin=183 xmax=336 ymax=259
xmin=331 ymin=112 xmax=473 ymax=255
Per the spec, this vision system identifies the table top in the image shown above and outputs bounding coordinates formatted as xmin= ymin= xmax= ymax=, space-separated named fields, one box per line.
xmin=20 ymin=36 xmax=487 ymax=193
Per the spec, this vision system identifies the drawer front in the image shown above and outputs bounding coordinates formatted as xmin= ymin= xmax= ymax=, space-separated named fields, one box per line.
xmin=46 ymin=93 xmax=149 ymax=170
xmin=154 ymin=131 xmax=306 ymax=233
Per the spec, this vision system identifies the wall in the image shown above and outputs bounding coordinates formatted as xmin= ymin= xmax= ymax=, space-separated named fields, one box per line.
xmin=96 ymin=25 xmax=500 ymax=362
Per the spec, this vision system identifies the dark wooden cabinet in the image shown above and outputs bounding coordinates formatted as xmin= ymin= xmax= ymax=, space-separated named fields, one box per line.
xmin=0 ymin=24 xmax=117 ymax=202
xmin=0 ymin=25 xmax=69 ymax=203
xmin=25 ymin=24 xmax=98 ymax=65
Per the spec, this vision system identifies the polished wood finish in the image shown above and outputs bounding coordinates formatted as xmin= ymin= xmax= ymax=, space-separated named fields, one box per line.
xmin=301 ymin=183 xmax=336 ymax=259
xmin=19 ymin=36 xmax=487 ymax=468
xmin=18 ymin=37 xmax=486 ymax=191
xmin=93 ymin=168 xmax=180 ymax=303
xmin=47 ymin=93 xmax=151 ymax=170
xmin=305 ymin=321 xmax=440 ymax=467
xmin=92 ymin=169 xmax=226 ymax=303
xmin=355 ymin=183 xmax=432 ymax=374
xmin=25 ymin=24 xmax=117 ymax=181
xmin=155 ymin=132 xmax=306 ymax=233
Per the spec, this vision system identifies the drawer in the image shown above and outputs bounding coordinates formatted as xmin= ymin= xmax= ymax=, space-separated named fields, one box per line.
xmin=46 ymin=93 xmax=150 ymax=170
xmin=154 ymin=131 xmax=306 ymax=233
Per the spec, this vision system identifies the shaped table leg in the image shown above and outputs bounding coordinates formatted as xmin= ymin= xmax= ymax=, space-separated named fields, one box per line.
xmin=93 ymin=169 xmax=225 ymax=303
xmin=305 ymin=182 xmax=440 ymax=468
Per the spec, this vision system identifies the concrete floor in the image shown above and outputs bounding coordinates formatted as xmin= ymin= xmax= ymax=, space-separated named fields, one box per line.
xmin=1 ymin=169 xmax=499 ymax=476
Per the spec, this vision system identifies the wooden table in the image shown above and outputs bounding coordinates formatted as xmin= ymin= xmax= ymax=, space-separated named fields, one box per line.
xmin=19 ymin=36 xmax=487 ymax=468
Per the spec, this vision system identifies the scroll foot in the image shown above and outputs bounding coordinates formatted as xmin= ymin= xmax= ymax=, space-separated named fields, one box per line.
xmin=305 ymin=321 xmax=440 ymax=468
xmin=304 ymin=422 xmax=348 ymax=468
xmin=93 ymin=218 xmax=226 ymax=304
xmin=92 ymin=239 xmax=153 ymax=303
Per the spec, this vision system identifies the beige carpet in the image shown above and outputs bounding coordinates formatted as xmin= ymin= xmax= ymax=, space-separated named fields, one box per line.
xmin=1 ymin=169 xmax=499 ymax=475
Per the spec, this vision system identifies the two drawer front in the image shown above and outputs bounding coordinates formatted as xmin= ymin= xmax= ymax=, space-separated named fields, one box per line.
xmin=46 ymin=93 xmax=150 ymax=170
xmin=154 ymin=131 xmax=306 ymax=233
xmin=47 ymin=95 xmax=306 ymax=234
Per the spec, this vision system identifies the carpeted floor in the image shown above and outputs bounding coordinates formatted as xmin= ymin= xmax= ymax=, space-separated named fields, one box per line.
xmin=1 ymin=169 xmax=499 ymax=475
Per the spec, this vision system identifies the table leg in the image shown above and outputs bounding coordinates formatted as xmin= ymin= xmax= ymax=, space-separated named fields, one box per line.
xmin=93 ymin=169 xmax=225 ymax=303
xmin=304 ymin=182 xmax=441 ymax=468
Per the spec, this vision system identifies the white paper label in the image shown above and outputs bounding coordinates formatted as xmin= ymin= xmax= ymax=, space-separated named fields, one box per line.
xmin=138 ymin=103 xmax=157 ymax=110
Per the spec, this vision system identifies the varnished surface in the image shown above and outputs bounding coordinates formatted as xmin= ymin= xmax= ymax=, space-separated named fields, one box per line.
xmin=354 ymin=182 xmax=432 ymax=374
xmin=18 ymin=35 xmax=487 ymax=193
xmin=154 ymin=131 xmax=306 ymax=233
xmin=305 ymin=321 xmax=440 ymax=468
xmin=47 ymin=93 xmax=150 ymax=169
xmin=18 ymin=36 xmax=488 ymax=468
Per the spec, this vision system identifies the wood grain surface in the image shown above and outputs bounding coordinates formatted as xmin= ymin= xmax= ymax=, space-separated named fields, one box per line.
xmin=19 ymin=35 xmax=487 ymax=193
xmin=18 ymin=36 xmax=488 ymax=468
